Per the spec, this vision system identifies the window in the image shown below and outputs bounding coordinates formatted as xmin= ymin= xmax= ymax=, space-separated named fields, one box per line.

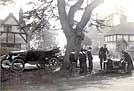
xmin=123 ymin=35 xmax=128 ymax=41
xmin=110 ymin=35 xmax=113 ymax=41
xmin=107 ymin=35 xmax=114 ymax=42
xmin=4 ymin=25 xmax=12 ymax=32
xmin=113 ymin=35 xmax=116 ymax=41
xmin=130 ymin=35 xmax=134 ymax=41
xmin=7 ymin=33 xmax=14 ymax=43
xmin=107 ymin=36 xmax=110 ymax=42
xmin=0 ymin=33 xmax=6 ymax=43
xmin=104 ymin=36 xmax=107 ymax=42
xmin=117 ymin=35 xmax=123 ymax=41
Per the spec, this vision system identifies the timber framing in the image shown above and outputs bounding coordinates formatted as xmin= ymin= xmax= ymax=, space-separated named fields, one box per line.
xmin=0 ymin=13 xmax=27 ymax=49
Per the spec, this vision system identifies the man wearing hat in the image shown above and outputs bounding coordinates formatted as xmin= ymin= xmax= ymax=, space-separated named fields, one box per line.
xmin=79 ymin=48 xmax=87 ymax=75
xmin=87 ymin=47 xmax=93 ymax=73
xmin=99 ymin=44 xmax=109 ymax=70
xmin=69 ymin=49 xmax=77 ymax=76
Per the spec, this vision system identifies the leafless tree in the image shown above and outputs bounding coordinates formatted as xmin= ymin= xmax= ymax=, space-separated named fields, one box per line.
xmin=23 ymin=0 xmax=104 ymax=69
xmin=19 ymin=3 xmax=51 ymax=49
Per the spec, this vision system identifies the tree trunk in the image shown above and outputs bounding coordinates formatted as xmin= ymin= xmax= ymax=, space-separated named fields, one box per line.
xmin=26 ymin=33 xmax=33 ymax=50
xmin=26 ymin=36 xmax=31 ymax=50
xmin=62 ymin=29 xmax=84 ymax=70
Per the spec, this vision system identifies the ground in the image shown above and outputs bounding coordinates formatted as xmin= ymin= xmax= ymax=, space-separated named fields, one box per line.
xmin=1 ymin=55 xmax=134 ymax=91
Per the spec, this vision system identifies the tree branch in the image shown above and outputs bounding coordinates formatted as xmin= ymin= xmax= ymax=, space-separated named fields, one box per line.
xmin=68 ymin=0 xmax=84 ymax=27
xmin=76 ymin=0 xmax=104 ymax=31
xmin=57 ymin=0 xmax=70 ymax=35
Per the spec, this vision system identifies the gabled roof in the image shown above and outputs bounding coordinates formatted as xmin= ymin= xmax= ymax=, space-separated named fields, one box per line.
xmin=0 ymin=13 xmax=27 ymax=37
xmin=107 ymin=22 xmax=134 ymax=35
xmin=1 ymin=13 xmax=19 ymax=25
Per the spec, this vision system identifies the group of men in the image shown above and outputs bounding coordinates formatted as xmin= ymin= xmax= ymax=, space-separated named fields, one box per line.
xmin=69 ymin=46 xmax=93 ymax=75
xmin=69 ymin=44 xmax=108 ymax=75
xmin=69 ymin=44 xmax=134 ymax=76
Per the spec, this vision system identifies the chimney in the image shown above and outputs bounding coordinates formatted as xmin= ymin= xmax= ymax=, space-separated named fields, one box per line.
xmin=19 ymin=8 xmax=23 ymax=22
xmin=120 ymin=14 xmax=127 ymax=24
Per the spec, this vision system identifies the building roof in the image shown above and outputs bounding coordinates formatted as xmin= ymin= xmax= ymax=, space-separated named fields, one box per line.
xmin=1 ymin=13 xmax=19 ymax=25
xmin=106 ymin=22 xmax=134 ymax=35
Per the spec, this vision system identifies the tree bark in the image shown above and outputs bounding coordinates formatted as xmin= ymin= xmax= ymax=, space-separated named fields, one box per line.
xmin=26 ymin=35 xmax=32 ymax=50
xmin=63 ymin=29 xmax=84 ymax=69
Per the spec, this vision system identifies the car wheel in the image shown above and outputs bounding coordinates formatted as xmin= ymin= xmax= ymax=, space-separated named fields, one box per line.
xmin=1 ymin=58 xmax=11 ymax=69
xmin=11 ymin=59 xmax=25 ymax=72
xmin=48 ymin=57 xmax=61 ymax=71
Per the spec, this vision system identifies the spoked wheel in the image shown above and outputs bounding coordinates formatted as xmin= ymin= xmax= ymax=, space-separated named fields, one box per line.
xmin=48 ymin=57 xmax=61 ymax=71
xmin=1 ymin=58 xmax=11 ymax=69
xmin=11 ymin=59 xmax=25 ymax=72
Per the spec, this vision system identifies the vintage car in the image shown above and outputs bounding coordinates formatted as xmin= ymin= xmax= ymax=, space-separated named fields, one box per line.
xmin=103 ymin=57 xmax=128 ymax=73
xmin=1 ymin=47 xmax=64 ymax=72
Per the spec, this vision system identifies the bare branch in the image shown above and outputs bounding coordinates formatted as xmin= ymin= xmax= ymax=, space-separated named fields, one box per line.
xmin=76 ymin=0 xmax=104 ymax=31
xmin=68 ymin=0 xmax=84 ymax=27
xmin=57 ymin=0 xmax=70 ymax=32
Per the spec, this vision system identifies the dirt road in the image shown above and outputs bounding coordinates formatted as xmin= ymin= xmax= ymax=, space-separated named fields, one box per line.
xmin=1 ymin=55 xmax=134 ymax=91
xmin=1 ymin=61 xmax=134 ymax=91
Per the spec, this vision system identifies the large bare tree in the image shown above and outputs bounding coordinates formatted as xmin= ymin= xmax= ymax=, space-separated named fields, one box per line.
xmin=57 ymin=0 xmax=103 ymax=68
xmin=18 ymin=0 xmax=104 ymax=69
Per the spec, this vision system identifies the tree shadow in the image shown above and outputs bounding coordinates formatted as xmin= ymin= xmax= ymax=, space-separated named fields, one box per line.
xmin=54 ymin=70 xmax=134 ymax=91
xmin=1 ymin=66 xmax=134 ymax=91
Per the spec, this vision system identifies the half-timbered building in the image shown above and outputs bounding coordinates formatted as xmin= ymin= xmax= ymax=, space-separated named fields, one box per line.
xmin=0 ymin=13 xmax=27 ymax=55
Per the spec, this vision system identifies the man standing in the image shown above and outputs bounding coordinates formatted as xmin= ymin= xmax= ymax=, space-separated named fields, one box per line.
xmin=79 ymin=48 xmax=87 ymax=75
xmin=87 ymin=47 xmax=93 ymax=73
xmin=99 ymin=44 xmax=109 ymax=70
xmin=69 ymin=49 xmax=77 ymax=76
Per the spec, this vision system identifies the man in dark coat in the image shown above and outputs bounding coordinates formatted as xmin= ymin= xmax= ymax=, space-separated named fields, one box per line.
xmin=69 ymin=50 xmax=77 ymax=76
xmin=99 ymin=44 xmax=109 ymax=70
xmin=87 ymin=47 xmax=93 ymax=73
xmin=121 ymin=50 xmax=134 ymax=73
xmin=79 ymin=48 xmax=87 ymax=75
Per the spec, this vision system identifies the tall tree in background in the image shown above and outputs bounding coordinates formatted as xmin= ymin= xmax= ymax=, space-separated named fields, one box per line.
xmin=57 ymin=0 xmax=103 ymax=68
xmin=19 ymin=5 xmax=50 ymax=49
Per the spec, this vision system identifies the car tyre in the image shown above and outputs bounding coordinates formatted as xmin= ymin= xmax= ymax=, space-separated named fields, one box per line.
xmin=11 ymin=59 xmax=25 ymax=72
xmin=48 ymin=57 xmax=61 ymax=71
xmin=1 ymin=58 xmax=11 ymax=69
